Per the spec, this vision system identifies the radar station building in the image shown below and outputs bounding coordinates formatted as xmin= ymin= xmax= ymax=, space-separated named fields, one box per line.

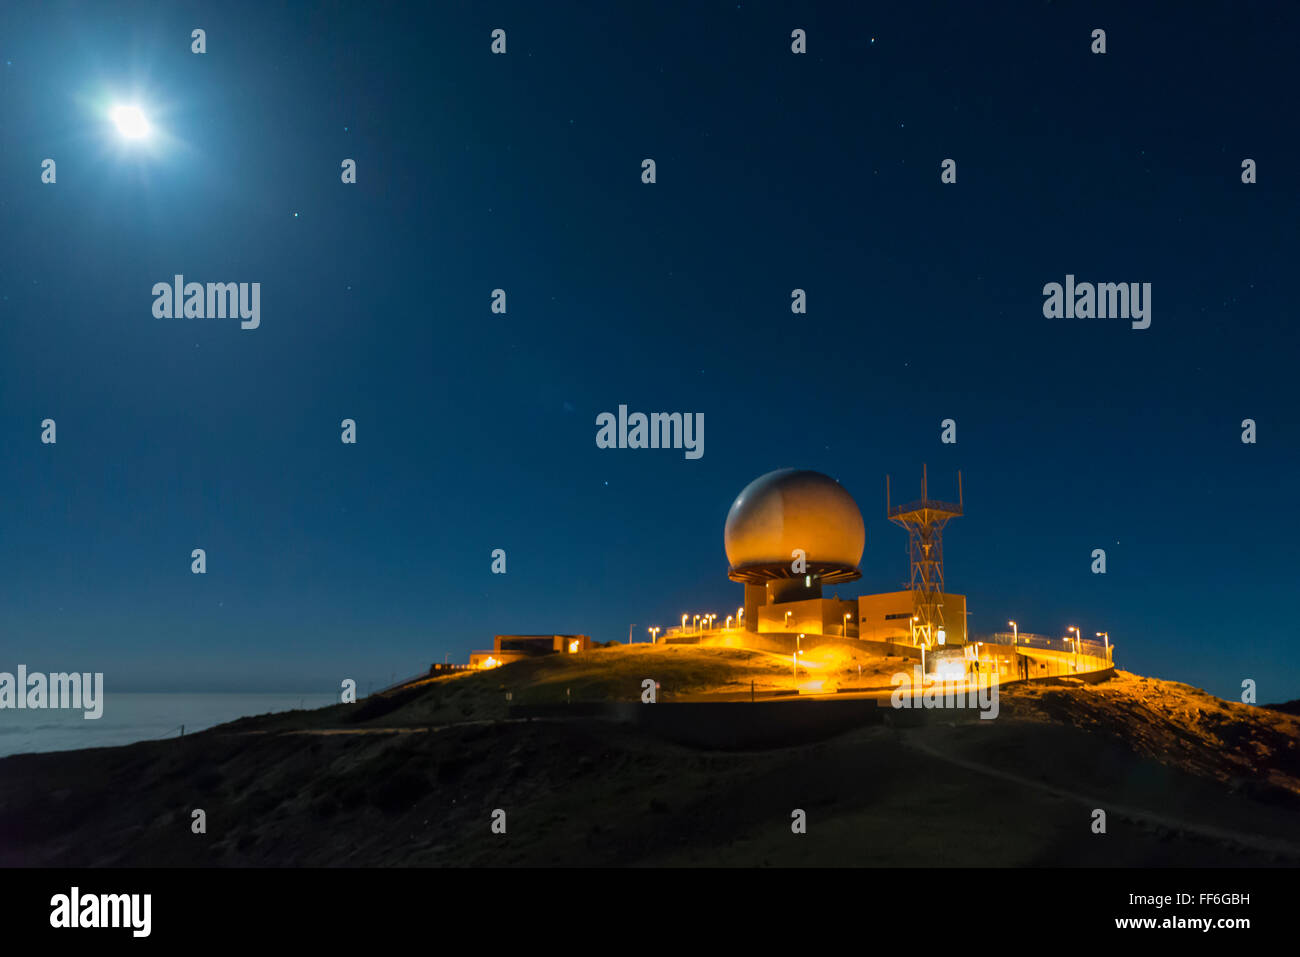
xmin=719 ymin=467 xmax=967 ymax=648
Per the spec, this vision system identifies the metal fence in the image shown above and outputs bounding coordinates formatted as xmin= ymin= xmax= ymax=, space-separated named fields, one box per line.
xmin=981 ymin=631 xmax=1109 ymax=659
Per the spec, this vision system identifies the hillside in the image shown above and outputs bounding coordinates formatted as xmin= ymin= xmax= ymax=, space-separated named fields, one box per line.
xmin=2 ymin=649 xmax=1298 ymax=867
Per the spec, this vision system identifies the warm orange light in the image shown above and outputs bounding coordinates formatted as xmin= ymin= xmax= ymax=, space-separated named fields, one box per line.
xmin=568 ymin=640 xmax=580 ymax=653
xmin=483 ymin=656 xmax=499 ymax=669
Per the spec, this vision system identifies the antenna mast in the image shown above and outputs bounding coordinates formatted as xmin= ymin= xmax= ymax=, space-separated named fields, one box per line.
xmin=887 ymin=465 xmax=964 ymax=648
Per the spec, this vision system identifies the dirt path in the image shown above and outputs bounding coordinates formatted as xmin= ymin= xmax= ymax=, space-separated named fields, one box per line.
xmin=903 ymin=731 xmax=1300 ymax=859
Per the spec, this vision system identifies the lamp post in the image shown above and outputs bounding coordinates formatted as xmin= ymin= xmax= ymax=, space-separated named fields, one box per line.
xmin=1008 ymin=620 xmax=1018 ymax=646
xmin=1096 ymin=631 xmax=1110 ymax=660
xmin=693 ymin=614 xmax=700 ymax=634
xmin=737 ymin=606 xmax=744 ymax=628
xmin=681 ymin=614 xmax=688 ymax=634
xmin=648 ymin=626 xmax=660 ymax=643
xmin=1068 ymin=626 xmax=1080 ymax=671
xmin=628 ymin=623 xmax=636 ymax=644
xmin=843 ymin=612 xmax=852 ymax=638
xmin=784 ymin=610 xmax=793 ymax=630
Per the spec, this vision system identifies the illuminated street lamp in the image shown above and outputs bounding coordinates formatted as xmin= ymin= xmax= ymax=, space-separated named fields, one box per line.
xmin=1068 ymin=626 xmax=1080 ymax=670
xmin=1096 ymin=631 xmax=1110 ymax=659
xmin=681 ymin=614 xmax=688 ymax=633
xmin=1008 ymin=620 xmax=1018 ymax=646
xmin=693 ymin=614 xmax=700 ymax=633
xmin=725 ymin=615 xmax=733 ymax=629
xmin=843 ymin=612 xmax=852 ymax=638
xmin=784 ymin=610 xmax=793 ymax=629
xmin=706 ymin=614 xmax=716 ymax=631
xmin=737 ymin=606 xmax=744 ymax=627
xmin=649 ymin=626 xmax=660 ymax=643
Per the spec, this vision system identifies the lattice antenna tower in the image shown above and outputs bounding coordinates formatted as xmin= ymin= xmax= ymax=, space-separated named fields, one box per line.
xmin=886 ymin=464 xmax=963 ymax=647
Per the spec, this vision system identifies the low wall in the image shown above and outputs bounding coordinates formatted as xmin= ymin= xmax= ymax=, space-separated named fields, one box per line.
xmin=698 ymin=631 xmax=921 ymax=660
xmin=982 ymin=642 xmax=1107 ymax=681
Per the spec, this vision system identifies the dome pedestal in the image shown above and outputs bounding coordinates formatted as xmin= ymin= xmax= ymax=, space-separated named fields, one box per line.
xmin=768 ymin=576 xmax=821 ymax=605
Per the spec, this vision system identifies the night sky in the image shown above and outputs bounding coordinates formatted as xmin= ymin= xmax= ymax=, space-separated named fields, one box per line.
xmin=2 ymin=1 xmax=1297 ymax=698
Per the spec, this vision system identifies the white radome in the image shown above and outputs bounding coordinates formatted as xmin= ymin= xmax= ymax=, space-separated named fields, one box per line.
xmin=724 ymin=469 xmax=865 ymax=572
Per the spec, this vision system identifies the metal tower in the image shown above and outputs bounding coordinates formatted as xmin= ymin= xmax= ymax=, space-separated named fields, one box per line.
xmin=887 ymin=465 xmax=963 ymax=648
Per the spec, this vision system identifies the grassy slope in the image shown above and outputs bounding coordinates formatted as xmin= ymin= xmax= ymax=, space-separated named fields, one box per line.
xmin=216 ymin=645 xmax=908 ymax=735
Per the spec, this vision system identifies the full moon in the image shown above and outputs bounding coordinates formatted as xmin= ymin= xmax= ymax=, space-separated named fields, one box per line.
xmin=110 ymin=104 xmax=150 ymax=140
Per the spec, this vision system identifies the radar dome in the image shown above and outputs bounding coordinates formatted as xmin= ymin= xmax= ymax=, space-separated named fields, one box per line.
xmin=724 ymin=469 xmax=864 ymax=583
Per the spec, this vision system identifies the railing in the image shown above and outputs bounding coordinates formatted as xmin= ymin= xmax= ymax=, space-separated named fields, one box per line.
xmin=889 ymin=498 xmax=963 ymax=517
xmin=981 ymin=632 xmax=1110 ymax=658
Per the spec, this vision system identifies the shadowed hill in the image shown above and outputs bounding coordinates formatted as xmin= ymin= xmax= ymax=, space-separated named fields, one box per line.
xmin=2 ymin=652 xmax=1298 ymax=867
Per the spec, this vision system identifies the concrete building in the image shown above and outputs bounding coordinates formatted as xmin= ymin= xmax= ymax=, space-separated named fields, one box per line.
xmin=857 ymin=590 xmax=967 ymax=645
xmin=470 ymin=634 xmax=592 ymax=669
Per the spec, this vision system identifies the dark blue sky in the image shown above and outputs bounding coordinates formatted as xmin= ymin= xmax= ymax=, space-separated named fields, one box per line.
xmin=2 ymin=1 xmax=1297 ymax=697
